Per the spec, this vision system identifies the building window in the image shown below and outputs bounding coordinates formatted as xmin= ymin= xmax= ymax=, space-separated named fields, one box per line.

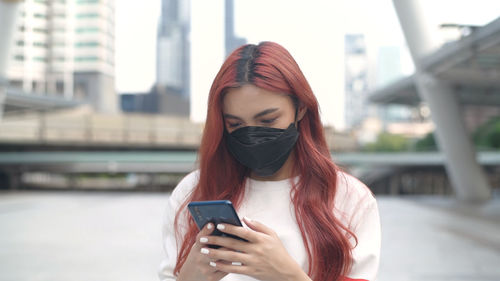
xmin=76 ymin=13 xmax=99 ymax=18
xmin=34 ymin=13 xmax=47 ymax=19
xmin=34 ymin=0 xmax=47 ymax=4
xmin=56 ymin=80 xmax=65 ymax=94
xmin=75 ymin=56 xmax=99 ymax=62
xmin=34 ymin=57 xmax=47 ymax=62
xmin=33 ymin=27 xmax=48 ymax=33
xmin=14 ymin=55 xmax=25 ymax=61
xmin=33 ymin=42 xmax=48 ymax=48
xmin=77 ymin=0 xmax=100 ymax=3
xmin=16 ymin=40 xmax=25 ymax=46
xmin=75 ymin=27 xmax=99 ymax=33
xmin=75 ymin=41 xmax=100 ymax=47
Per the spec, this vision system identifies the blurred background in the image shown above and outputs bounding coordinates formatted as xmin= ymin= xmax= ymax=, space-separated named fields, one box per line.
xmin=0 ymin=0 xmax=499 ymax=280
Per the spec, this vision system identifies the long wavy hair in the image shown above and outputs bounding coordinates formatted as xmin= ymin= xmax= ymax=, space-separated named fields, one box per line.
xmin=173 ymin=41 xmax=357 ymax=280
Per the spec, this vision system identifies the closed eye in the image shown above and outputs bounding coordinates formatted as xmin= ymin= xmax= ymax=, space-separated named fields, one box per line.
xmin=260 ymin=118 xmax=277 ymax=125
xmin=228 ymin=122 xmax=242 ymax=128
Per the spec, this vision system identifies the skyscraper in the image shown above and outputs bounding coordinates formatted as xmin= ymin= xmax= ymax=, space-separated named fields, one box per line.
xmin=344 ymin=34 xmax=370 ymax=129
xmin=73 ymin=0 xmax=116 ymax=113
xmin=156 ymin=0 xmax=190 ymax=100
xmin=224 ymin=0 xmax=246 ymax=57
xmin=6 ymin=0 xmax=117 ymax=113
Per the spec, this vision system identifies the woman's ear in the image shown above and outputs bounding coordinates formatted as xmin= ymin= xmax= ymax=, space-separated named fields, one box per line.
xmin=297 ymin=105 xmax=307 ymax=122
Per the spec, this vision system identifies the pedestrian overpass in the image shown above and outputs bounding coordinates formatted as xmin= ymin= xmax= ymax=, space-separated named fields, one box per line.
xmin=368 ymin=5 xmax=500 ymax=202
xmin=1 ymin=84 xmax=82 ymax=117
xmin=0 ymin=150 xmax=499 ymax=193
xmin=0 ymin=150 xmax=499 ymax=174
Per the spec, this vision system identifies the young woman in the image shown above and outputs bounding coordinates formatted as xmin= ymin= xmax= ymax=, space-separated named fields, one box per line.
xmin=158 ymin=42 xmax=380 ymax=281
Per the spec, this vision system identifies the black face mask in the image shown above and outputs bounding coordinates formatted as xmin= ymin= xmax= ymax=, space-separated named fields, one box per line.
xmin=226 ymin=123 xmax=299 ymax=177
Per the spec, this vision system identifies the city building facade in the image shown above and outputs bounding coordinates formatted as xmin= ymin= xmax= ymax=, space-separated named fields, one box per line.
xmin=6 ymin=0 xmax=116 ymax=113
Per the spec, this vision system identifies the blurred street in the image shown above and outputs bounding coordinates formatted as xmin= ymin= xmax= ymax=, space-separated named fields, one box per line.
xmin=1 ymin=191 xmax=499 ymax=281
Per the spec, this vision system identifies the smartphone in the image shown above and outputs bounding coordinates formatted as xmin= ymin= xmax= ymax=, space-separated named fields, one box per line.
xmin=188 ymin=200 xmax=248 ymax=248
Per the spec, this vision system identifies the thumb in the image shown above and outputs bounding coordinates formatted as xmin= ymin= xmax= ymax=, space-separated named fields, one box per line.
xmin=243 ymin=217 xmax=274 ymax=235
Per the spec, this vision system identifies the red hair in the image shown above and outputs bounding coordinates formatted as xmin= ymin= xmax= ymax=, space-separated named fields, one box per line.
xmin=173 ymin=42 xmax=356 ymax=280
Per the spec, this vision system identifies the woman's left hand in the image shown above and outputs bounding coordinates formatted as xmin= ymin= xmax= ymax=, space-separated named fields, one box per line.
xmin=198 ymin=217 xmax=311 ymax=281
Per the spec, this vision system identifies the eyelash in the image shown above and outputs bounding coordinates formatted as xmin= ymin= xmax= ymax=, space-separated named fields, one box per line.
xmin=261 ymin=118 xmax=277 ymax=124
xmin=227 ymin=118 xmax=277 ymax=128
xmin=228 ymin=122 xmax=242 ymax=128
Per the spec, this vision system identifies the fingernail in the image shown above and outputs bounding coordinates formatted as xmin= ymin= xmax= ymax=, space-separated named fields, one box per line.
xmin=207 ymin=223 xmax=213 ymax=230
xmin=209 ymin=261 xmax=216 ymax=267
xmin=200 ymin=237 xmax=208 ymax=243
xmin=217 ymin=224 xmax=225 ymax=230
xmin=200 ymin=248 xmax=209 ymax=254
xmin=232 ymin=261 xmax=242 ymax=266
xmin=243 ymin=216 xmax=252 ymax=222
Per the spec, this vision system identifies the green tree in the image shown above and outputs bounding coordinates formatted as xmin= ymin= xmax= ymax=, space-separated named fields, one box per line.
xmin=414 ymin=132 xmax=437 ymax=151
xmin=413 ymin=117 xmax=500 ymax=152
xmin=473 ymin=117 xmax=500 ymax=150
xmin=363 ymin=132 xmax=409 ymax=152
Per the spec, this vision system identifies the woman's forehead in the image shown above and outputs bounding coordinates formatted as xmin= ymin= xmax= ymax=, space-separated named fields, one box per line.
xmin=222 ymin=85 xmax=293 ymax=113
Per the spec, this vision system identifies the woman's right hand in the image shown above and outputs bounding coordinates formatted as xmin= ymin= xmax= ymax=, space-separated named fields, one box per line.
xmin=177 ymin=223 xmax=229 ymax=281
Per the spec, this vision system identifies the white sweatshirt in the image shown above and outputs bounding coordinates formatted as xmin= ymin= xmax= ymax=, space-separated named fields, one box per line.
xmin=158 ymin=170 xmax=381 ymax=281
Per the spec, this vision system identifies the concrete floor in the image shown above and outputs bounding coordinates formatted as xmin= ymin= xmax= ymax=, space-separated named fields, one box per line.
xmin=377 ymin=196 xmax=500 ymax=281
xmin=0 ymin=190 xmax=499 ymax=281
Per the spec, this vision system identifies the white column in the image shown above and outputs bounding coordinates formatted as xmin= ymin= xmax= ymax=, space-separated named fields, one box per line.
xmin=392 ymin=0 xmax=491 ymax=202
xmin=0 ymin=0 xmax=22 ymax=78
xmin=0 ymin=0 xmax=22 ymax=120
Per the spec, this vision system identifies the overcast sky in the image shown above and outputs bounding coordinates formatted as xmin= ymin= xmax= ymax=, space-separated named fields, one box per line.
xmin=115 ymin=0 xmax=500 ymax=127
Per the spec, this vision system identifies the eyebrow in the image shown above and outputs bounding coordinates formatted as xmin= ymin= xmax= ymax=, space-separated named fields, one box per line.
xmin=224 ymin=108 xmax=279 ymax=120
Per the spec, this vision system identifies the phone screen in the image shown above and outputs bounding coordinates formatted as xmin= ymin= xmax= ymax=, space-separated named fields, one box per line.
xmin=188 ymin=200 xmax=247 ymax=248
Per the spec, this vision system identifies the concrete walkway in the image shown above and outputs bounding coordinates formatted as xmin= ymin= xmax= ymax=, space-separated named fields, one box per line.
xmin=0 ymin=191 xmax=499 ymax=281
xmin=378 ymin=196 xmax=500 ymax=281
xmin=0 ymin=191 xmax=168 ymax=281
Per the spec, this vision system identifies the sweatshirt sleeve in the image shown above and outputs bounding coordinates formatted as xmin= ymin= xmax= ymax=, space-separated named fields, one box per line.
xmin=157 ymin=171 xmax=199 ymax=281
xmin=344 ymin=197 xmax=381 ymax=281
